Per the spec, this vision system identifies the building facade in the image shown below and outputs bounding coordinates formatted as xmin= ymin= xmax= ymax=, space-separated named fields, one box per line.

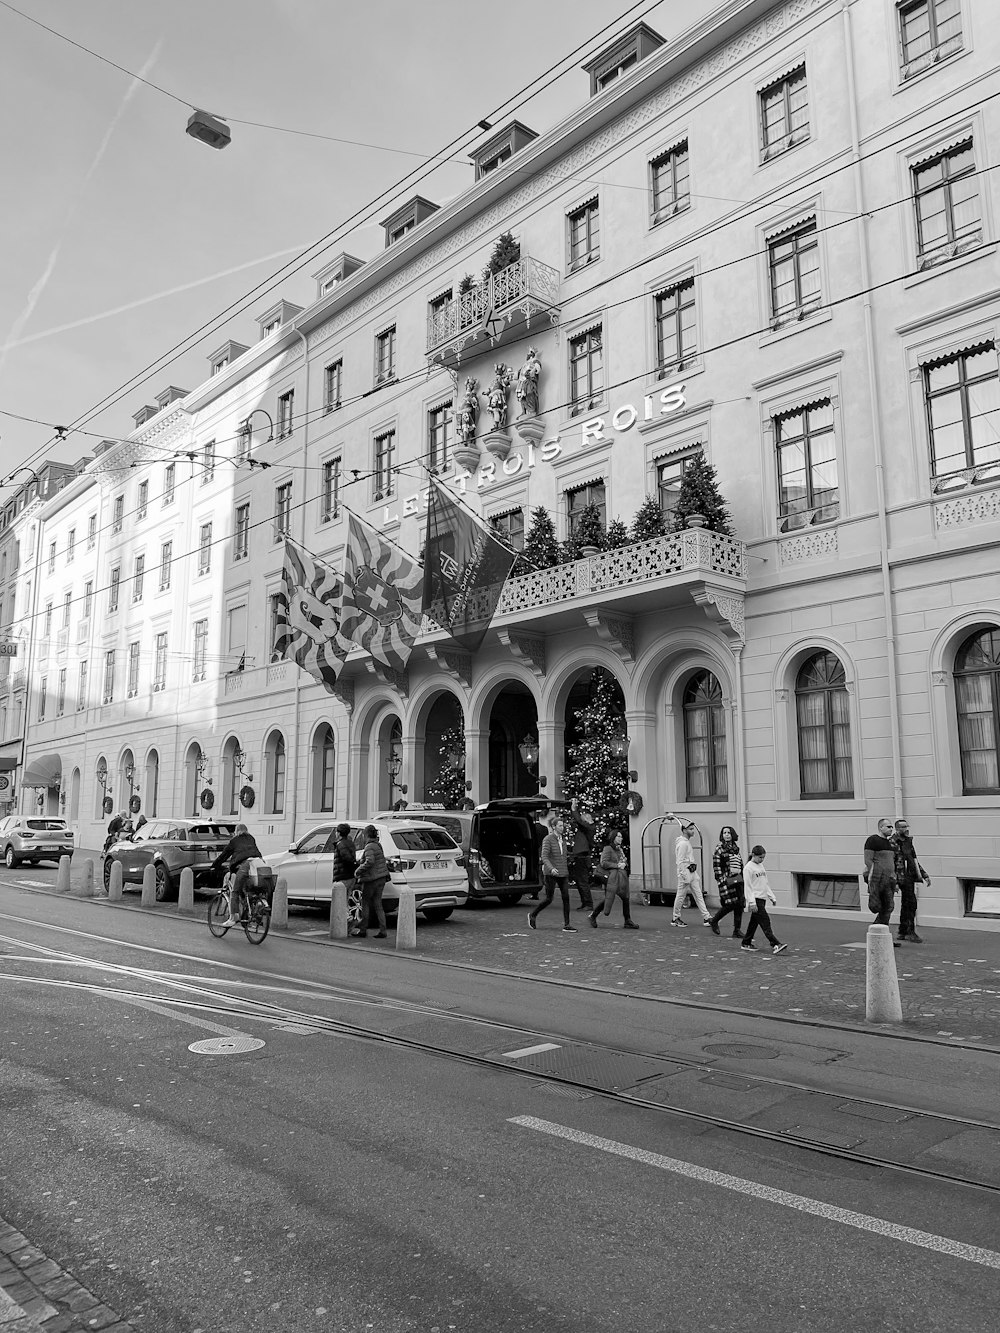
xmin=8 ymin=0 xmax=1000 ymax=927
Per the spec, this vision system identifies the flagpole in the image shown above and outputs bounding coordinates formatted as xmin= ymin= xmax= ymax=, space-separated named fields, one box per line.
xmin=339 ymin=502 xmax=423 ymax=567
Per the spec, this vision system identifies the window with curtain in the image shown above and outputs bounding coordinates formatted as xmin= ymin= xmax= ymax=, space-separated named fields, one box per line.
xmin=683 ymin=670 xmax=727 ymax=799
xmin=795 ymin=652 xmax=853 ymax=796
xmin=316 ymin=724 xmax=336 ymax=812
xmin=954 ymin=627 xmax=1000 ymax=794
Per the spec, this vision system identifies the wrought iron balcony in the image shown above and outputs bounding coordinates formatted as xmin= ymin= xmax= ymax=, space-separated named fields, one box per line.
xmin=426 ymin=257 xmax=560 ymax=368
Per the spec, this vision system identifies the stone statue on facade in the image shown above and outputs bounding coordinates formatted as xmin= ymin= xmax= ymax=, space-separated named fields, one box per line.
xmin=455 ymin=377 xmax=479 ymax=445
xmin=482 ymin=364 xmax=512 ymax=432
xmin=516 ymin=347 xmax=542 ymax=418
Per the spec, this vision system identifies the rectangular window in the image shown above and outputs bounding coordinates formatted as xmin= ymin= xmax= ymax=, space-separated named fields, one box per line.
xmin=137 ymin=480 xmax=148 ymax=519
xmin=159 ymin=540 xmax=172 ymax=591
xmin=132 ymin=554 xmax=145 ymax=603
xmin=913 ymin=140 xmax=981 ymax=267
xmin=67 ymin=528 xmax=75 ymax=563
xmin=324 ymin=359 xmax=343 ymax=412
xmin=112 ymin=495 xmax=124 ymax=534
xmin=654 ymin=279 xmax=697 ymax=375
xmin=374 ymin=430 xmax=395 ymax=499
xmin=109 ymin=566 xmax=121 ymax=613
xmin=566 ymin=481 xmax=607 ymax=535
xmin=924 ymin=342 xmax=1000 ymax=480
xmin=651 ymin=142 xmax=690 ymax=223
xmin=153 ymin=632 xmax=168 ymax=692
xmin=201 ymin=440 xmax=216 ymax=483
xmin=84 ymin=580 xmax=93 ymax=620
xmin=320 ymin=459 xmax=341 ymax=523
xmin=234 ymin=503 xmax=250 ymax=558
xmin=227 ymin=603 xmax=247 ymax=673
xmin=428 ymin=403 xmax=452 ymax=472
xmin=163 ymin=463 xmax=175 ymax=505
xmin=568 ymin=199 xmax=600 ymax=270
xmin=775 ymin=401 xmax=839 ymax=529
xmin=274 ymin=483 xmax=292 ymax=540
xmin=277 ymin=390 xmax=295 ymax=439
xmin=796 ymin=874 xmax=861 ymax=910
xmin=375 ymin=327 xmax=396 ymax=385
xmin=760 ymin=65 xmax=809 ymax=159
xmin=103 ymin=649 xmax=115 ymax=704
xmin=198 ymin=523 xmax=212 ymax=574
xmin=899 ymin=0 xmax=963 ymax=77
xmin=48 ymin=542 xmax=56 ymax=574
xmin=127 ymin=641 xmax=140 ymax=697
xmin=38 ymin=676 xmax=47 ymax=721
xmin=62 ymin=591 xmax=72 ymax=628
xmin=44 ymin=602 xmax=53 ymax=638
xmin=77 ymin=661 xmax=87 ymax=711
xmin=87 ymin=514 xmax=97 ymax=549
xmin=768 ymin=220 xmax=820 ymax=325
xmin=490 ymin=508 xmax=525 ymax=551
xmin=57 ymin=667 xmax=67 ymax=716
xmin=192 ymin=619 xmax=208 ymax=682
xmin=569 ymin=327 xmax=604 ymax=414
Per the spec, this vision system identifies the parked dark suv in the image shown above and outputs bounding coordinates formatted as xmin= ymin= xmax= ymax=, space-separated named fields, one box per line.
xmin=103 ymin=818 xmax=238 ymax=901
xmin=374 ymin=799 xmax=569 ymax=905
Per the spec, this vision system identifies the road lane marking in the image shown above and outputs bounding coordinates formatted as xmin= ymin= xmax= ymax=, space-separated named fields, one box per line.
xmin=510 ymin=1116 xmax=1000 ymax=1270
xmin=503 ymin=1042 xmax=561 ymax=1059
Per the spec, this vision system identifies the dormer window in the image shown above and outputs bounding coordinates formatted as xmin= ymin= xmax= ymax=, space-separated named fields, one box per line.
xmin=207 ymin=340 xmax=248 ymax=375
xmin=212 ymin=356 xmax=228 ymax=375
xmin=582 ymin=22 xmax=663 ymax=98
xmin=313 ymin=253 xmax=365 ymax=299
xmin=261 ymin=318 xmax=279 ymax=337
xmin=155 ymin=386 xmax=188 ymax=412
xmin=379 ymin=196 xmax=439 ymax=248
xmin=480 ymin=146 xmax=511 ymax=175
xmin=255 ymin=300 xmax=303 ymax=341
xmin=471 ymin=121 xmax=537 ymax=180
xmin=598 ymin=51 xmax=637 ymax=89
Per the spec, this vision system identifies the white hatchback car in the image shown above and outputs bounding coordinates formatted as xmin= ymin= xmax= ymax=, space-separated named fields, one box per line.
xmin=265 ymin=819 xmax=468 ymax=922
xmin=0 ymin=815 xmax=75 ymax=868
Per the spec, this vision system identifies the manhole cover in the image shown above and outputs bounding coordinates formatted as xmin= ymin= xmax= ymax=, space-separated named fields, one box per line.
xmin=188 ymin=1036 xmax=265 ymax=1055
xmin=703 ymin=1042 xmax=780 ymax=1060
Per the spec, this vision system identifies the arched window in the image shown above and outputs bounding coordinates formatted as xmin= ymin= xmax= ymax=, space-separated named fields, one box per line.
xmin=144 ymin=749 xmax=159 ymax=817
xmin=264 ymin=731 xmax=286 ymax=815
xmin=683 ymin=670 xmax=727 ymax=799
xmin=795 ymin=652 xmax=853 ymax=797
xmin=954 ymin=628 xmax=1000 ymax=794
xmin=222 ymin=736 xmax=242 ymax=815
xmin=313 ymin=724 xmax=336 ymax=812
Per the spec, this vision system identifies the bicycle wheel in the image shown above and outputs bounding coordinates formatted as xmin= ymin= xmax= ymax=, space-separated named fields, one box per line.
xmin=243 ymin=894 xmax=270 ymax=945
xmin=207 ymin=892 xmax=231 ymax=937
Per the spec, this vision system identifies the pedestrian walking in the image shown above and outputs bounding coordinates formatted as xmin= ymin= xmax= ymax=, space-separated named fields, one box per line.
xmin=671 ymin=820 xmax=711 ymax=927
xmin=891 ymin=818 xmax=929 ymax=944
xmin=740 ymin=846 xmax=787 ymax=954
xmin=330 ymin=821 xmax=357 ymax=911
xmin=529 ymin=815 xmax=576 ymax=932
xmin=588 ymin=830 xmax=638 ymax=929
xmin=351 ymin=825 xmax=388 ymax=939
xmin=567 ymin=796 xmax=596 ymax=911
xmin=864 ymin=818 xmax=899 ymax=946
xmin=708 ymin=826 xmax=745 ymax=938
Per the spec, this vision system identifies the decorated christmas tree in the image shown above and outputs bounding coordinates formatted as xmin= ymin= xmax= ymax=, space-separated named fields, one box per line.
xmin=630 ymin=495 xmax=667 ymax=542
xmin=520 ymin=505 xmax=562 ymax=570
xmin=603 ymin=517 xmax=630 ymax=550
xmin=560 ymin=668 xmax=629 ymax=843
xmin=425 ymin=724 xmax=466 ymax=808
xmin=671 ymin=455 xmax=734 ymax=535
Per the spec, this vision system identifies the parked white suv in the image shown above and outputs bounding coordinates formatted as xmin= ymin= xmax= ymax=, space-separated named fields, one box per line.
xmin=0 ymin=816 xmax=75 ymax=868
xmin=265 ymin=818 xmax=468 ymax=922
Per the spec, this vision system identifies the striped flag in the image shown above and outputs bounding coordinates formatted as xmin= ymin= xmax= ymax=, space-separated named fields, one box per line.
xmin=273 ymin=538 xmax=352 ymax=694
xmin=339 ymin=513 xmax=423 ymax=673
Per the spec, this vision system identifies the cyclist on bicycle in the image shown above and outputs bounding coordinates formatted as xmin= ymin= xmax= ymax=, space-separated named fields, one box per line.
xmin=210 ymin=823 xmax=263 ymax=928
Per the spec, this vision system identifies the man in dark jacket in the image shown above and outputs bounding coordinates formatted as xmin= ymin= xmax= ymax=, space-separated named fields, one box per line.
xmin=567 ymin=797 xmax=596 ymax=911
xmin=892 ymin=818 xmax=930 ymax=944
xmin=351 ymin=825 xmax=388 ymax=939
xmin=210 ymin=823 xmax=263 ymax=927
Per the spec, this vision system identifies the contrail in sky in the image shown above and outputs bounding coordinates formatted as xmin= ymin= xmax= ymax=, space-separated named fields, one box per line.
xmin=0 ymin=39 xmax=163 ymax=374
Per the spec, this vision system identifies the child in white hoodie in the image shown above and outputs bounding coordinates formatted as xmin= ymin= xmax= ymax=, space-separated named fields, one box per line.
xmin=741 ymin=846 xmax=787 ymax=955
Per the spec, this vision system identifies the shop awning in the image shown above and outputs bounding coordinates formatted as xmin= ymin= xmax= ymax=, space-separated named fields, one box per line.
xmin=0 ymin=756 xmax=18 ymax=772
xmin=21 ymin=753 xmax=62 ymax=788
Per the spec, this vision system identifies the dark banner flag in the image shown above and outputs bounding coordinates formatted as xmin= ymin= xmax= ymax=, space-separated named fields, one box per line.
xmin=422 ymin=476 xmax=518 ymax=651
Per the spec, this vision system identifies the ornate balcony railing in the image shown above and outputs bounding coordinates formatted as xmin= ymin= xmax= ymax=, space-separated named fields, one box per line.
xmin=426 ymin=256 xmax=560 ymax=367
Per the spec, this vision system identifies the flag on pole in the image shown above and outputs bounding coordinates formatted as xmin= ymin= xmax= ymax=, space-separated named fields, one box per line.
xmin=422 ymin=475 xmax=518 ymax=651
xmin=273 ymin=537 xmax=352 ymax=694
xmin=339 ymin=513 xmax=423 ymax=672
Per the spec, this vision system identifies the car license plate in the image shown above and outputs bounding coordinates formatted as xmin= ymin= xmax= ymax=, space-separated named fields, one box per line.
xmin=422 ymin=860 xmax=439 ymax=869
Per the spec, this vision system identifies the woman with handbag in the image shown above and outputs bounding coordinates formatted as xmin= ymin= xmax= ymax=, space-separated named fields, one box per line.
xmin=588 ymin=830 xmax=638 ymax=929
xmin=708 ymin=826 xmax=745 ymax=938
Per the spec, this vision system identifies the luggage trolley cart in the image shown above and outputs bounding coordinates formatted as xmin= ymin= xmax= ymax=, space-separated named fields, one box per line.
xmin=638 ymin=814 xmax=705 ymax=909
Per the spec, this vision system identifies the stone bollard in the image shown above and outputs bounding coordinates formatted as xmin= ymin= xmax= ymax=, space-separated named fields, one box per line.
xmin=57 ymin=855 xmax=72 ymax=893
xmin=395 ymin=888 xmax=417 ymax=951
xmin=107 ymin=860 xmax=123 ymax=902
xmin=271 ymin=877 xmax=288 ymax=930
xmin=329 ymin=882 xmax=349 ymax=940
xmin=178 ymin=867 xmax=195 ymax=914
xmin=71 ymin=858 xmax=96 ymax=898
xmin=866 ymin=923 xmax=903 ymax=1024
xmin=141 ymin=863 xmax=157 ymax=908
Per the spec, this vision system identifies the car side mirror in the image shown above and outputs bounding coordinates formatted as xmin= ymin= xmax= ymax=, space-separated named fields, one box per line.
xmin=287 ymin=843 xmax=297 ymax=853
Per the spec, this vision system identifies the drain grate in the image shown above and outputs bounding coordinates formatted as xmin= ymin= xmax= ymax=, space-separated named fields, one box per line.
xmin=188 ymin=1036 xmax=266 ymax=1055
xmin=703 ymin=1042 xmax=780 ymax=1060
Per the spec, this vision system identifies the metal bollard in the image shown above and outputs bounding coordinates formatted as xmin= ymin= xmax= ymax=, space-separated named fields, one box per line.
xmin=329 ymin=882 xmax=349 ymax=939
xmin=178 ymin=867 xmax=195 ymax=914
xmin=865 ymin=923 xmax=903 ymax=1023
xmin=72 ymin=858 xmax=95 ymax=898
xmin=107 ymin=860 xmax=123 ymax=902
xmin=140 ymin=863 xmax=157 ymax=908
xmin=271 ymin=877 xmax=288 ymax=930
xmin=395 ymin=887 xmax=417 ymax=950
xmin=57 ymin=855 xmax=72 ymax=893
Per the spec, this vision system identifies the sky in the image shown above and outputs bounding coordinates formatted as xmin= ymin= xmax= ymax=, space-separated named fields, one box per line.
xmin=0 ymin=0 xmax=720 ymax=488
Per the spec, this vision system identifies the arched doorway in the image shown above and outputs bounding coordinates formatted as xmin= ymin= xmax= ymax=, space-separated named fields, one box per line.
xmin=311 ymin=723 xmax=337 ymax=813
xmin=374 ymin=715 xmax=404 ymax=811
xmin=562 ymin=666 xmax=628 ymax=842
xmin=144 ymin=749 xmax=160 ymax=817
xmin=69 ymin=767 xmax=81 ymax=821
xmin=488 ymin=682 xmax=538 ymax=799
xmin=422 ymin=693 xmax=465 ymax=807
xmin=184 ymin=742 xmax=203 ymax=816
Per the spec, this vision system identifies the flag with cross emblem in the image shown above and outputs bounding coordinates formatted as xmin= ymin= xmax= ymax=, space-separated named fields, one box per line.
xmin=273 ymin=537 xmax=353 ymax=694
xmin=339 ymin=513 xmax=423 ymax=672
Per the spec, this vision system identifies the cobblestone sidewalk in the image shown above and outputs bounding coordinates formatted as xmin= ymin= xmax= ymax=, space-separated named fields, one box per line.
xmin=0 ymin=1220 xmax=132 ymax=1332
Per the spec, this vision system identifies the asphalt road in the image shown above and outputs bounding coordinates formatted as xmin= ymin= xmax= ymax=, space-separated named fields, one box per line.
xmin=1 ymin=882 xmax=999 ymax=1332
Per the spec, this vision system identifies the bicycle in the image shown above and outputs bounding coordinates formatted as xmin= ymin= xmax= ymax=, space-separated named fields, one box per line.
xmin=207 ymin=872 xmax=271 ymax=945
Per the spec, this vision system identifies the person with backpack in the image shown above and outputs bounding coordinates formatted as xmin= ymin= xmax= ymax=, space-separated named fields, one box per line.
xmin=351 ymin=825 xmax=388 ymax=939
